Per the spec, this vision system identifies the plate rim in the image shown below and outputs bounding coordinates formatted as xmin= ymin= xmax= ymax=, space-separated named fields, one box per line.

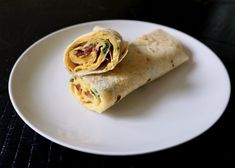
xmin=8 ymin=19 xmax=231 ymax=155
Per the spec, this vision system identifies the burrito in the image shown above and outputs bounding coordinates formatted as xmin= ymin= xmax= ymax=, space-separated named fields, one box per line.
xmin=64 ymin=26 xmax=128 ymax=76
xmin=69 ymin=29 xmax=189 ymax=113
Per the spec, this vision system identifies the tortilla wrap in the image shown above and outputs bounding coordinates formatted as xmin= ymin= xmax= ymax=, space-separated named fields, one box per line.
xmin=64 ymin=26 xmax=128 ymax=76
xmin=70 ymin=29 xmax=189 ymax=113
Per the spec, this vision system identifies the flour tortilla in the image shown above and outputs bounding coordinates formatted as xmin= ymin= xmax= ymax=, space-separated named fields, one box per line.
xmin=70 ymin=29 xmax=189 ymax=113
xmin=64 ymin=26 xmax=128 ymax=76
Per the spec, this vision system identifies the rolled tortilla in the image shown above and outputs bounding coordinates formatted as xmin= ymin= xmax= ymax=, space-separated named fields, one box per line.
xmin=64 ymin=26 xmax=128 ymax=76
xmin=70 ymin=29 xmax=189 ymax=113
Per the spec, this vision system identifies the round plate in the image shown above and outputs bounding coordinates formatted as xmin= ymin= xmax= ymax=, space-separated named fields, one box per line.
xmin=9 ymin=20 xmax=231 ymax=155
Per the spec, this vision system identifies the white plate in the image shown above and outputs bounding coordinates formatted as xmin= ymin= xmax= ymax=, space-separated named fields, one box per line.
xmin=9 ymin=20 xmax=231 ymax=155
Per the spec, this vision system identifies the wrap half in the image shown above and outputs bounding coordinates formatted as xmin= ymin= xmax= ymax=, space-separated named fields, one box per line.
xmin=64 ymin=26 xmax=128 ymax=76
xmin=70 ymin=29 xmax=189 ymax=113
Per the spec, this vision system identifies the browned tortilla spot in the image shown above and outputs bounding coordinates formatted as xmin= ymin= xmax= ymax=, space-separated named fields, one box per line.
xmin=146 ymin=57 xmax=150 ymax=63
xmin=171 ymin=60 xmax=175 ymax=68
xmin=143 ymin=35 xmax=148 ymax=40
xmin=116 ymin=95 xmax=121 ymax=103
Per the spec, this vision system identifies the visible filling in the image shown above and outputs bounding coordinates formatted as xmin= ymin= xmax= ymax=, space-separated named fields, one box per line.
xmin=71 ymin=78 xmax=101 ymax=106
xmin=75 ymin=45 xmax=95 ymax=57
xmin=68 ymin=39 xmax=115 ymax=71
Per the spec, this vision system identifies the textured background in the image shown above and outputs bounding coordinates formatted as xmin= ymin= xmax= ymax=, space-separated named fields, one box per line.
xmin=0 ymin=0 xmax=234 ymax=167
